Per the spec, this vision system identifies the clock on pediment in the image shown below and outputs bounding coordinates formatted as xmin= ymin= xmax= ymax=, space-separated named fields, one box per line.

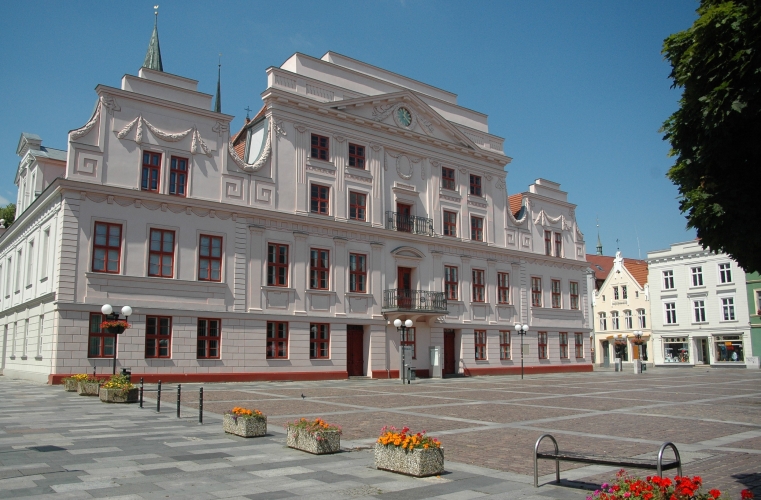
xmin=396 ymin=107 xmax=412 ymax=127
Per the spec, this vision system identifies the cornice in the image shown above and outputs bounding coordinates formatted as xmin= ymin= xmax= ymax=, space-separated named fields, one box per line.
xmin=94 ymin=85 xmax=235 ymax=122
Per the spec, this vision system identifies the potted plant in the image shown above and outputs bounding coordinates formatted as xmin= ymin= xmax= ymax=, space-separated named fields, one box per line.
xmin=223 ymin=406 xmax=267 ymax=438
xmin=99 ymin=374 xmax=138 ymax=403
xmin=286 ymin=418 xmax=342 ymax=454
xmin=100 ymin=319 xmax=130 ymax=334
xmin=590 ymin=470 xmax=754 ymax=499
xmin=375 ymin=426 xmax=443 ymax=477
xmin=77 ymin=375 xmax=101 ymax=396
xmin=63 ymin=374 xmax=88 ymax=392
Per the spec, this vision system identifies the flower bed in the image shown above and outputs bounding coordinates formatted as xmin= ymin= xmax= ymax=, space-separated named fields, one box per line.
xmin=77 ymin=376 xmax=101 ymax=396
xmin=223 ymin=407 xmax=267 ymax=438
xmin=286 ymin=418 xmax=341 ymax=454
xmin=99 ymin=374 xmax=138 ymax=403
xmin=374 ymin=426 xmax=443 ymax=477
xmin=589 ymin=470 xmax=754 ymax=500
xmin=63 ymin=374 xmax=88 ymax=392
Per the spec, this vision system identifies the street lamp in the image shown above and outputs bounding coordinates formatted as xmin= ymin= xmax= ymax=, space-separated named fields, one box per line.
xmin=514 ymin=323 xmax=529 ymax=379
xmin=394 ymin=318 xmax=413 ymax=384
xmin=101 ymin=304 xmax=133 ymax=375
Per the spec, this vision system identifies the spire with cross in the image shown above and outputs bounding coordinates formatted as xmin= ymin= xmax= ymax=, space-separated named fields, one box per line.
xmin=596 ymin=216 xmax=603 ymax=255
xmin=143 ymin=5 xmax=163 ymax=72
xmin=245 ymin=106 xmax=252 ymax=121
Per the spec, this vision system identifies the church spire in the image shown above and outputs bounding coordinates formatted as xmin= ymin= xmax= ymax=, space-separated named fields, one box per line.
xmin=213 ymin=55 xmax=221 ymax=113
xmin=596 ymin=216 xmax=603 ymax=256
xmin=143 ymin=5 xmax=164 ymax=72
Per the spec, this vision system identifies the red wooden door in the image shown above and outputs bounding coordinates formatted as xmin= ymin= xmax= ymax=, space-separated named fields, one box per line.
xmin=346 ymin=325 xmax=364 ymax=376
xmin=397 ymin=203 xmax=412 ymax=232
xmin=398 ymin=267 xmax=412 ymax=308
xmin=444 ymin=330 xmax=456 ymax=375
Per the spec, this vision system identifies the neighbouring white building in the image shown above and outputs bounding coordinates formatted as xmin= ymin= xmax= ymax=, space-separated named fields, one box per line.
xmin=0 ymin=19 xmax=592 ymax=384
xmin=647 ymin=240 xmax=752 ymax=367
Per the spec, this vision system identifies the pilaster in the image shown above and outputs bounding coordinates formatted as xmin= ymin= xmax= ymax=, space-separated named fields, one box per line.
xmin=293 ymin=231 xmax=309 ymax=315
xmin=370 ymin=241 xmax=384 ymax=318
xmin=334 ymin=237 xmax=347 ymax=316
xmin=487 ymin=259 xmax=497 ymax=324
xmin=248 ymin=225 xmax=265 ymax=311
xmin=461 ymin=255 xmax=471 ymax=320
xmin=294 ymin=123 xmax=308 ymax=214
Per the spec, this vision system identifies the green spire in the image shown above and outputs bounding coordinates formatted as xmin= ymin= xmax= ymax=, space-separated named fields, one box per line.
xmin=143 ymin=6 xmax=163 ymax=72
xmin=213 ymin=57 xmax=221 ymax=113
xmin=596 ymin=216 xmax=603 ymax=256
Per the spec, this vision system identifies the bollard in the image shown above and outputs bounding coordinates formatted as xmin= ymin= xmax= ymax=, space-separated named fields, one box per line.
xmin=157 ymin=380 xmax=162 ymax=413
xmin=139 ymin=378 xmax=144 ymax=409
xmin=199 ymin=387 xmax=203 ymax=425
xmin=177 ymin=384 xmax=181 ymax=418
xmin=93 ymin=366 xmax=96 ymax=378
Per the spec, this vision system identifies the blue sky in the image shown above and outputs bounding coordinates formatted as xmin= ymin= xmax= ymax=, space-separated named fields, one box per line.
xmin=0 ymin=0 xmax=698 ymax=258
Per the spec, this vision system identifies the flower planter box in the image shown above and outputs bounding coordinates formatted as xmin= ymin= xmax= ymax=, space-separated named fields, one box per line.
xmin=287 ymin=426 xmax=341 ymax=454
xmin=77 ymin=381 xmax=100 ymax=396
xmin=223 ymin=413 xmax=267 ymax=438
xmin=63 ymin=379 xmax=78 ymax=392
xmin=99 ymin=387 xmax=138 ymax=403
xmin=374 ymin=443 xmax=444 ymax=477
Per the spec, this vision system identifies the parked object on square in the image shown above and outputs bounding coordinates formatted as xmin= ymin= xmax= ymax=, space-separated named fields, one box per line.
xmin=77 ymin=377 xmax=100 ymax=396
xmin=223 ymin=407 xmax=267 ymax=438
xmin=375 ymin=426 xmax=444 ymax=477
xmin=286 ymin=418 xmax=341 ymax=454
xmin=99 ymin=374 xmax=138 ymax=403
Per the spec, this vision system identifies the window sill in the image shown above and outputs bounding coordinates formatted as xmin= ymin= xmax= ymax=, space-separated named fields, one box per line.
xmin=307 ymin=289 xmax=336 ymax=295
xmin=39 ymin=276 xmax=48 ymax=283
xmin=20 ymin=355 xmax=28 ymax=360
xmin=34 ymin=355 xmax=43 ymax=361
xmin=9 ymin=355 xmax=15 ymax=360
xmin=307 ymin=212 xmax=335 ymax=220
xmin=471 ymin=301 xmax=487 ymax=305
xmin=345 ymin=292 xmax=369 ymax=298
xmin=719 ymin=319 xmax=739 ymax=323
xmin=262 ymin=286 xmax=295 ymax=292
xmin=25 ymin=284 xmax=32 ymax=290
xmin=86 ymin=273 xmax=227 ymax=288
xmin=306 ymin=157 xmax=336 ymax=171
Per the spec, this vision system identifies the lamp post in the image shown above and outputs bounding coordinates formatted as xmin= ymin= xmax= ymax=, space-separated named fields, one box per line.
xmin=514 ymin=323 xmax=529 ymax=379
xmin=393 ymin=318 xmax=413 ymax=384
xmin=101 ymin=304 xmax=133 ymax=375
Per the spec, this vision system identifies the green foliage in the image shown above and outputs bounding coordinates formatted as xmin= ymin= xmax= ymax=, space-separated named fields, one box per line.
xmin=662 ymin=0 xmax=761 ymax=272
xmin=0 ymin=203 xmax=16 ymax=227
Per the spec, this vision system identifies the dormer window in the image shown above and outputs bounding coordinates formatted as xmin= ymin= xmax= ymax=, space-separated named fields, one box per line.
xmin=311 ymin=134 xmax=329 ymax=161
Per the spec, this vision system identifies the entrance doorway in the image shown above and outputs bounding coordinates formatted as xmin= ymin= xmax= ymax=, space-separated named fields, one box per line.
xmin=602 ymin=340 xmax=610 ymax=368
xmin=397 ymin=267 xmax=412 ymax=309
xmin=698 ymin=338 xmax=710 ymax=365
xmin=396 ymin=203 xmax=412 ymax=232
xmin=444 ymin=329 xmax=456 ymax=376
xmin=346 ymin=325 xmax=364 ymax=376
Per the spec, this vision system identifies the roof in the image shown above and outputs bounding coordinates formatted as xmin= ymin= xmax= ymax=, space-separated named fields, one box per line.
xmin=143 ymin=13 xmax=163 ymax=72
xmin=508 ymin=194 xmax=523 ymax=217
xmin=230 ymin=106 xmax=267 ymax=160
xmin=625 ymin=259 xmax=649 ymax=287
xmin=586 ymin=253 xmax=648 ymax=287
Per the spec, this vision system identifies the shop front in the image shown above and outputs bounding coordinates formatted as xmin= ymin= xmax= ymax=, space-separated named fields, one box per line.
xmin=663 ymin=336 xmax=690 ymax=363
xmin=713 ymin=334 xmax=745 ymax=363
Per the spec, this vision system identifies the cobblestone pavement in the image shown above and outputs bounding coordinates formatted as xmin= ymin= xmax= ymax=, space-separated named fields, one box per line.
xmin=2 ymin=369 xmax=759 ymax=499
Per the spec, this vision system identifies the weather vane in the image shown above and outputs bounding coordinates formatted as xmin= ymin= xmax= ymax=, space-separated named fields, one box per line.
xmin=154 ymin=5 xmax=159 ymax=15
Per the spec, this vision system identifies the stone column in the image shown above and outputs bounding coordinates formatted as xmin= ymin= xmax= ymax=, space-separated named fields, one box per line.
xmin=293 ymin=231 xmax=309 ymax=315
xmin=248 ymin=225 xmax=265 ymax=312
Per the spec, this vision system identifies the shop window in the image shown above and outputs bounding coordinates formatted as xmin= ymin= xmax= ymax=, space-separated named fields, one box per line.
xmin=665 ymin=302 xmax=677 ymax=324
xmin=663 ymin=337 xmax=689 ymax=363
xmin=445 ymin=266 xmax=458 ymax=300
xmin=531 ymin=277 xmax=542 ymax=307
xmin=498 ymin=272 xmax=510 ymax=304
xmin=691 ymin=266 xmax=703 ymax=286
xmin=349 ymin=253 xmax=366 ymax=293
xmin=614 ymin=337 xmax=628 ymax=361
xmin=443 ymin=210 xmax=457 ymax=237
xmin=719 ymin=263 xmax=732 ymax=283
xmin=310 ymin=323 xmax=329 ymax=359
xmin=348 ymin=143 xmax=365 ymax=169
xmin=570 ymin=281 xmax=579 ymax=309
xmin=310 ymin=134 xmax=329 ymax=161
xmin=470 ymin=216 xmax=483 ymax=241
xmin=554 ymin=232 xmax=562 ymax=258
xmin=266 ymin=321 xmax=288 ymax=359
xmin=714 ymin=335 xmax=744 ymax=362
xmin=441 ymin=167 xmax=455 ymax=190
xmin=469 ymin=175 xmax=482 ymax=196
xmin=472 ymin=269 xmax=485 ymax=302
xmin=663 ymin=270 xmax=674 ymax=290
xmin=92 ymin=222 xmax=122 ymax=274
xmin=197 ymin=319 xmax=220 ymax=359
xmin=169 ymin=156 xmax=188 ymax=196
xmin=87 ymin=313 xmax=114 ymax=358
xmin=401 ymin=327 xmax=416 ymax=359
xmin=141 ymin=151 xmax=161 ymax=192
xmin=349 ymin=191 xmax=366 ymax=221
xmin=559 ymin=332 xmax=568 ymax=359
xmin=693 ymin=300 xmax=706 ymax=322
xmin=551 ymin=279 xmax=561 ymax=308
xmin=624 ymin=310 xmax=632 ymax=329
xmin=310 ymin=184 xmax=330 ymax=215
xmin=198 ymin=235 xmax=222 ymax=282
xmin=145 ymin=316 xmax=172 ymax=358
xmin=721 ymin=297 xmax=735 ymax=320
xmin=638 ymin=309 xmax=647 ymax=328
xmin=148 ymin=229 xmax=175 ymax=278
xmin=574 ymin=333 xmax=584 ymax=358
xmin=544 ymin=230 xmax=552 ymax=256
xmin=267 ymin=244 xmax=288 ymax=287
xmin=499 ymin=331 xmax=510 ymax=360
xmin=309 ymin=249 xmax=330 ymax=289
xmin=599 ymin=312 xmax=607 ymax=331
xmin=538 ymin=332 xmax=548 ymax=359
xmin=611 ymin=311 xmax=619 ymax=329
xmin=474 ymin=330 xmax=486 ymax=360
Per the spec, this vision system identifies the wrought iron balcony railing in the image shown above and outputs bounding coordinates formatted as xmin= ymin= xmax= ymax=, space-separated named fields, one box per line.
xmin=385 ymin=211 xmax=434 ymax=237
xmin=382 ymin=289 xmax=448 ymax=313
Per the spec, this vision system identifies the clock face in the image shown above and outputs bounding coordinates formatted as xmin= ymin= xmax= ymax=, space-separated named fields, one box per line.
xmin=396 ymin=107 xmax=412 ymax=127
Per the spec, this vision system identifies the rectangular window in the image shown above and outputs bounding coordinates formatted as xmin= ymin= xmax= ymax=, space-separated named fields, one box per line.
xmin=5 ymin=257 xmax=11 ymax=296
xmin=470 ymin=216 xmax=484 ymax=241
xmin=719 ymin=263 xmax=732 ymax=283
xmin=36 ymin=315 xmax=43 ymax=357
xmin=310 ymin=323 xmax=330 ymax=359
xmin=691 ymin=266 xmax=703 ymax=286
xmin=574 ymin=333 xmax=584 ymax=358
xmin=310 ymin=249 xmax=329 ymax=290
xmin=15 ymin=249 xmax=21 ymax=291
xmin=722 ymin=297 xmax=735 ymax=320
xmin=499 ymin=331 xmax=511 ymax=360
xmin=624 ymin=310 xmax=632 ymax=329
xmin=638 ymin=309 xmax=647 ymax=328
xmin=469 ymin=175 xmax=482 ymax=196
xmin=348 ymin=143 xmax=365 ymax=169
xmin=622 ymin=285 xmax=628 ymax=299
xmin=665 ymin=303 xmax=677 ymax=324
xmin=538 ymin=332 xmax=548 ymax=359
xmin=611 ymin=311 xmax=620 ymax=329
xmin=474 ymin=330 xmax=486 ymax=360
xmin=92 ymin=222 xmax=122 ymax=273
xmin=445 ymin=266 xmax=458 ymax=300
xmin=551 ymin=279 xmax=561 ymax=308
xmin=613 ymin=286 xmax=619 ymax=300
xmin=349 ymin=253 xmax=366 ymax=293
xmin=401 ymin=327 xmax=416 ymax=359
xmin=266 ymin=321 xmax=288 ymax=359
xmin=694 ymin=300 xmax=706 ymax=322
xmin=26 ymin=240 xmax=34 ymax=286
xmin=531 ymin=277 xmax=542 ymax=307
xmin=559 ymin=332 xmax=568 ymax=359
xmin=141 ymin=151 xmax=161 ymax=192
xmin=169 ymin=156 xmax=188 ymax=196
xmin=40 ymin=228 xmax=50 ymax=279
xmin=310 ymin=184 xmax=330 ymax=215
xmin=472 ymin=269 xmax=485 ymax=302
xmin=554 ymin=232 xmax=562 ymax=258
xmin=599 ymin=313 xmax=607 ymax=331
xmin=198 ymin=234 xmax=222 ymax=281
xmin=267 ymin=244 xmax=288 ymax=287
xmin=663 ymin=270 xmax=674 ymax=289
xmin=310 ymin=134 xmax=329 ymax=161
xmin=148 ymin=229 xmax=175 ymax=278
xmin=145 ymin=316 xmax=172 ymax=358
xmin=570 ymin=281 xmax=579 ymax=310
xmin=441 ymin=167 xmax=455 ymax=190
xmin=498 ymin=272 xmax=510 ymax=304
xmin=544 ymin=230 xmax=552 ymax=256
xmin=197 ymin=319 xmax=220 ymax=359
xmin=349 ymin=191 xmax=366 ymax=221
xmin=443 ymin=210 xmax=457 ymax=237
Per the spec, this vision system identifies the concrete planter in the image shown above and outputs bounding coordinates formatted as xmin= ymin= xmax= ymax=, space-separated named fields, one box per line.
xmin=287 ymin=426 xmax=341 ymax=454
xmin=374 ymin=443 xmax=444 ymax=477
xmin=223 ymin=413 xmax=267 ymax=438
xmin=77 ymin=381 xmax=100 ymax=396
xmin=99 ymin=387 xmax=138 ymax=403
xmin=63 ymin=379 xmax=78 ymax=392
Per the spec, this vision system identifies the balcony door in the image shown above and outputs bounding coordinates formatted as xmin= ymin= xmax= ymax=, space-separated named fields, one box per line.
xmin=397 ymin=203 xmax=412 ymax=232
xmin=398 ymin=267 xmax=412 ymax=309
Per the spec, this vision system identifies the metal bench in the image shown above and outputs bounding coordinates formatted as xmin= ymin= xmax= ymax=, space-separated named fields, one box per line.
xmin=533 ymin=434 xmax=682 ymax=487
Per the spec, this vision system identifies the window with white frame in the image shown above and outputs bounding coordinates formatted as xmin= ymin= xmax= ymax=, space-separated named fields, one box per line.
xmin=693 ymin=300 xmax=706 ymax=322
xmin=665 ymin=302 xmax=677 ymax=324
xmin=26 ymin=240 xmax=34 ymax=286
xmin=622 ymin=285 xmax=628 ymax=299
xmin=637 ymin=308 xmax=647 ymax=328
xmin=756 ymin=290 xmax=761 ymax=315
xmin=599 ymin=312 xmax=607 ymax=331
xmin=719 ymin=263 xmax=732 ymax=283
xmin=624 ymin=310 xmax=632 ymax=329
xmin=611 ymin=311 xmax=619 ymax=329
xmin=691 ymin=266 xmax=703 ymax=286
xmin=15 ymin=249 xmax=22 ymax=292
xmin=22 ymin=319 xmax=29 ymax=357
xmin=613 ymin=286 xmax=619 ymax=300
xmin=663 ymin=270 xmax=674 ymax=290
xmin=40 ymin=228 xmax=50 ymax=279
xmin=722 ymin=297 xmax=735 ymax=320
xmin=36 ymin=315 xmax=43 ymax=357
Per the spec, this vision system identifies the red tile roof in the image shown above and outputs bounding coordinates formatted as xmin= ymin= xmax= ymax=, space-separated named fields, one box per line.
xmin=508 ymin=194 xmax=523 ymax=217
xmin=586 ymin=254 xmax=649 ymax=287
xmin=625 ymin=259 xmax=649 ymax=287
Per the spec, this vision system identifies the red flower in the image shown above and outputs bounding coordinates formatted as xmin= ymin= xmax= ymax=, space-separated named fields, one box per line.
xmin=741 ymin=490 xmax=754 ymax=500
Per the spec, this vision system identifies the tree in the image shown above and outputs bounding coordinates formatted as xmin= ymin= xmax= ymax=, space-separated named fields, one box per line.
xmin=0 ymin=203 xmax=15 ymax=227
xmin=662 ymin=0 xmax=761 ymax=272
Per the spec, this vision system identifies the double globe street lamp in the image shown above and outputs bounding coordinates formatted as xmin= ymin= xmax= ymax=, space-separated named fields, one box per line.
xmin=514 ymin=323 xmax=529 ymax=380
xmin=393 ymin=318 xmax=413 ymax=384
xmin=101 ymin=304 xmax=133 ymax=375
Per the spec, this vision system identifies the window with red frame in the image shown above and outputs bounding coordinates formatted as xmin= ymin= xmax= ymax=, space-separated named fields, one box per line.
xmin=349 ymin=253 xmax=366 ymax=292
xmin=169 ymin=156 xmax=188 ymax=196
xmin=441 ymin=167 xmax=455 ymax=190
xmin=554 ymin=232 xmax=562 ymax=257
xmin=311 ymin=184 xmax=329 ymax=214
xmin=538 ymin=331 xmax=548 ymax=359
xmin=471 ymin=216 xmax=483 ymax=241
xmin=570 ymin=281 xmax=579 ymax=310
xmin=141 ymin=152 xmax=161 ymax=192
xmin=474 ymin=330 xmax=486 ymax=360
xmin=472 ymin=269 xmax=485 ymax=302
xmin=445 ymin=266 xmax=458 ymax=300
xmin=559 ymin=332 xmax=568 ymax=359
xmin=499 ymin=331 xmax=511 ymax=360
xmin=348 ymin=143 xmax=365 ymax=169
xmin=197 ymin=319 xmax=220 ymax=359
xmin=267 ymin=244 xmax=288 ymax=286
xmin=349 ymin=191 xmax=366 ymax=221
xmin=531 ymin=277 xmax=542 ymax=307
xmin=266 ymin=321 xmax=288 ymax=359
xmin=92 ymin=222 xmax=122 ymax=273
xmin=310 ymin=323 xmax=329 ymax=359
xmin=544 ymin=230 xmax=552 ymax=256
xmin=469 ymin=174 xmax=482 ymax=196
xmin=148 ymin=229 xmax=175 ymax=278
xmin=443 ymin=210 xmax=457 ymax=237
xmin=145 ymin=316 xmax=172 ymax=358
xmin=199 ymin=235 xmax=222 ymax=281
xmin=310 ymin=249 xmax=329 ymax=289
xmin=574 ymin=332 xmax=584 ymax=358
xmin=551 ymin=279 xmax=561 ymax=308
xmin=498 ymin=272 xmax=510 ymax=304
xmin=87 ymin=313 xmax=114 ymax=358
xmin=400 ymin=327 xmax=416 ymax=359
xmin=310 ymin=134 xmax=329 ymax=161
